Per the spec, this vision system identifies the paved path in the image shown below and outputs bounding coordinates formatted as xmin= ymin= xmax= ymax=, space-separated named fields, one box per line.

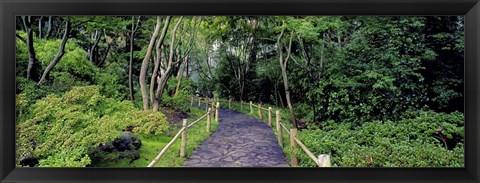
xmin=183 ymin=104 xmax=289 ymax=167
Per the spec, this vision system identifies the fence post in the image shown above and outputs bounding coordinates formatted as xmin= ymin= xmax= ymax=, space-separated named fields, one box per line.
xmin=318 ymin=154 xmax=331 ymax=167
xmin=180 ymin=119 xmax=188 ymax=158
xmin=290 ymin=128 xmax=299 ymax=167
xmin=250 ymin=101 xmax=253 ymax=114
xmin=258 ymin=103 xmax=262 ymax=120
xmin=211 ymin=100 xmax=215 ymax=117
xmin=216 ymin=102 xmax=220 ymax=122
xmin=205 ymin=98 xmax=208 ymax=111
xmin=197 ymin=97 xmax=201 ymax=107
xmin=229 ymin=98 xmax=232 ymax=109
xmin=268 ymin=107 xmax=272 ymax=127
xmin=276 ymin=110 xmax=283 ymax=148
xmin=206 ymin=108 xmax=211 ymax=133
xmin=191 ymin=97 xmax=194 ymax=107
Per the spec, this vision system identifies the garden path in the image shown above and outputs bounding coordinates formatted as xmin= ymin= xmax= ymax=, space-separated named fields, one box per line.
xmin=183 ymin=104 xmax=289 ymax=167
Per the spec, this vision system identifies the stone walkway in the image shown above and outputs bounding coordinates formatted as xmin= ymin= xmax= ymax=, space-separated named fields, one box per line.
xmin=183 ymin=104 xmax=289 ymax=167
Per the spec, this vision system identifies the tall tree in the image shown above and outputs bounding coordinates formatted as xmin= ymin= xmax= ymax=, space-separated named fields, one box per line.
xmin=277 ymin=24 xmax=297 ymax=128
xmin=128 ymin=16 xmax=141 ymax=101
xmin=21 ymin=16 xmax=40 ymax=81
xmin=153 ymin=16 xmax=184 ymax=111
xmin=139 ymin=16 xmax=163 ymax=110
xmin=36 ymin=21 xmax=71 ymax=86
xmin=150 ymin=16 xmax=172 ymax=105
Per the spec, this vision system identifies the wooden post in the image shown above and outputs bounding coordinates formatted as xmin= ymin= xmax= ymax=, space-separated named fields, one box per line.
xmin=211 ymin=100 xmax=215 ymax=117
xmin=241 ymin=100 xmax=243 ymax=110
xmin=206 ymin=108 xmax=211 ymax=133
xmin=250 ymin=101 xmax=253 ymax=114
xmin=216 ymin=102 xmax=219 ymax=122
xmin=229 ymin=98 xmax=232 ymax=109
xmin=318 ymin=154 xmax=331 ymax=167
xmin=197 ymin=97 xmax=200 ymax=106
xmin=180 ymin=119 xmax=188 ymax=158
xmin=205 ymin=98 xmax=208 ymax=111
xmin=290 ymin=128 xmax=298 ymax=167
xmin=258 ymin=103 xmax=262 ymax=120
xmin=268 ymin=107 xmax=272 ymax=127
xmin=191 ymin=97 xmax=194 ymax=107
xmin=276 ymin=110 xmax=283 ymax=148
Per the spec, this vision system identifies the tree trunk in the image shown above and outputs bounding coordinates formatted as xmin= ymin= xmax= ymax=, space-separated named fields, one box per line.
xmin=129 ymin=16 xmax=141 ymax=101
xmin=38 ymin=16 xmax=43 ymax=39
xmin=174 ymin=56 xmax=188 ymax=96
xmin=22 ymin=16 xmax=40 ymax=82
xmin=139 ymin=16 xmax=163 ymax=110
xmin=96 ymin=39 xmax=113 ymax=67
xmin=89 ymin=30 xmax=102 ymax=63
xmin=185 ymin=58 xmax=189 ymax=77
xmin=36 ymin=21 xmax=70 ymax=86
xmin=45 ymin=16 xmax=53 ymax=39
xmin=150 ymin=16 xmax=172 ymax=105
xmin=153 ymin=70 xmax=172 ymax=111
xmin=277 ymin=28 xmax=297 ymax=129
xmin=153 ymin=16 xmax=183 ymax=111
xmin=150 ymin=52 xmax=161 ymax=104
xmin=278 ymin=85 xmax=285 ymax=107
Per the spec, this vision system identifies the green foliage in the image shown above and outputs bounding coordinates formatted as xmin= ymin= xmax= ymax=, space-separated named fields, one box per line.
xmin=296 ymin=112 xmax=464 ymax=167
xmin=96 ymin=106 xmax=219 ymax=167
xmin=16 ymin=31 xmax=96 ymax=97
xmin=161 ymin=78 xmax=194 ymax=110
xmin=35 ymin=39 xmax=97 ymax=79
xmin=15 ymin=16 xmax=464 ymax=168
xmin=16 ymin=85 xmax=169 ymax=167
xmin=93 ymin=62 xmax=128 ymax=99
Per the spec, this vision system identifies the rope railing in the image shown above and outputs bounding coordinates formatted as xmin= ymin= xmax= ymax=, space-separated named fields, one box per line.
xmin=187 ymin=112 xmax=210 ymax=128
xmin=279 ymin=122 xmax=290 ymax=135
xmin=147 ymin=101 xmax=219 ymax=167
xmin=193 ymin=95 xmax=331 ymax=168
xmin=147 ymin=126 xmax=186 ymax=167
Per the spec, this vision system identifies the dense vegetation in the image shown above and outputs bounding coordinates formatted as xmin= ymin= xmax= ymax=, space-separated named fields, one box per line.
xmin=16 ymin=16 xmax=463 ymax=167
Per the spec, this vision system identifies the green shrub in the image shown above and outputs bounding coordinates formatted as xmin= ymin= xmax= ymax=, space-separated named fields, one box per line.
xmin=34 ymin=39 xmax=97 ymax=80
xmin=16 ymin=85 xmax=169 ymax=167
xmin=93 ymin=62 xmax=128 ymax=100
xmin=16 ymin=31 xmax=96 ymax=98
xmin=296 ymin=111 xmax=464 ymax=167
xmin=162 ymin=78 xmax=194 ymax=110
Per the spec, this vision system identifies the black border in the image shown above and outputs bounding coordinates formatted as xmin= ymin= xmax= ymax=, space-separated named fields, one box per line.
xmin=1 ymin=0 xmax=479 ymax=183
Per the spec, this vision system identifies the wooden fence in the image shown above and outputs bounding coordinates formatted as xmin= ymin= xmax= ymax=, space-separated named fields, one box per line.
xmin=195 ymin=96 xmax=331 ymax=168
xmin=147 ymin=100 xmax=219 ymax=167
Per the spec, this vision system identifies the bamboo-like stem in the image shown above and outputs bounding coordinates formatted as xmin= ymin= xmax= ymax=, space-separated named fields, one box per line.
xmin=290 ymin=128 xmax=298 ymax=167
xmin=216 ymin=102 xmax=219 ymax=122
xmin=250 ymin=101 xmax=253 ymax=114
xmin=268 ymin=107 xmax=272 ymax=127
xmin=180 ymin=119 xmax=188 ymax=158
xmin=258 ymin=103 xmax=263 ymax=120
xmin=148 ymin=127 xmax=185 ymax=167
xmin=276 ymin=110 xmax=283 ymax=148
xmin=206 ymin=108 xmax=211 ymax=133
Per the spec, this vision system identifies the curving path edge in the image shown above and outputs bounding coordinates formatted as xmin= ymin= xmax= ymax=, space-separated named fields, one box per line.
xmin=183 ymin=104 xmax=289 ymax=167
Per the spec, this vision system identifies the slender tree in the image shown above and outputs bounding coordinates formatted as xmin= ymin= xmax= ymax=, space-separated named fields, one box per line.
xmin=36 ymin=21 xmax=71 ymax=86
xmin=153 ymin=16 xmax=184 ymax=111
xmin=128 ymin=16 xmax=141 ymax=101
xmin=22 ymin=16 xmax=40 ymax=82
xmin=150 ymin=16 xmax=172 ymax=105
xmin=277 ymin=25 xmax=297 ymax=129
xmin=139 ymin=16 xmax=163 ymax=110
